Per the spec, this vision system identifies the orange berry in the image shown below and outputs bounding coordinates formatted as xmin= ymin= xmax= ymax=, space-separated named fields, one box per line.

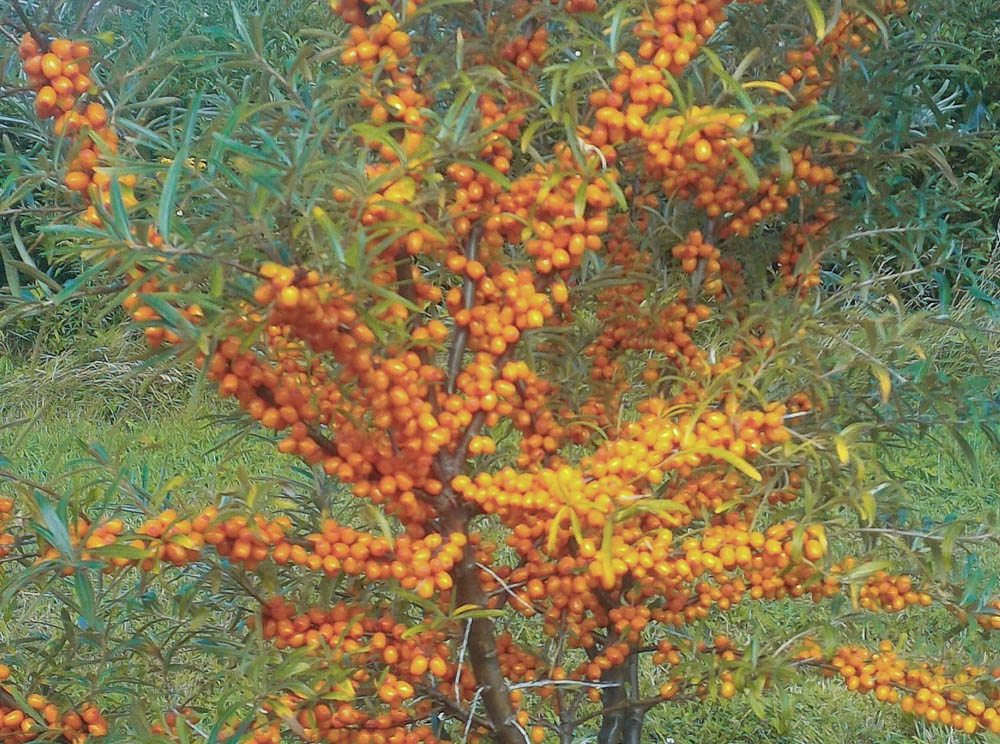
xmin=85 ymin=102 xmax=108 ymax=129
xmin=50 ymin=39 xmax=73 ymax=60
xmin=64 ymin=171 xmax=91 ymax=191
xmin=40 ymin=53 xmax=63 ymax=78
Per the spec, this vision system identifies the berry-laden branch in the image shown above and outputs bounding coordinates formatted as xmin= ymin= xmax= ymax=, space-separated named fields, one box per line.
xmin=0 ymin=665 xmax=107 ymax=744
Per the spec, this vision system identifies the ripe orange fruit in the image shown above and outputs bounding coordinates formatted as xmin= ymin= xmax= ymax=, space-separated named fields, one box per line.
xmin=803 ymin=539 xmax=824 ymax=561
xmin=278 ymin=286 xmax=300 ymax=308
xmin=50 ymin=39 xmax=73 ymax=59
xmin=23 ymin=55 xmax=42 ymax=76
xmin=35 ymin=86 xmax=57 ymax=109
xmin=51 ymin=75 xmax=73 ymax=96
xmin=40 ymin=53 xmax=62 ymax=78
xmin=19 ymin=33 xmax=39 ymax=59
xmin=3 ymin=710 xmax=24 ymax=727
xmin=64 ymin=171 xmax=91 ymax=191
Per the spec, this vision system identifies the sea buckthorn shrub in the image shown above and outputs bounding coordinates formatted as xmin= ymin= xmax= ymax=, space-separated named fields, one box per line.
xmin=2 ymin=0 xmax=999 ymax=743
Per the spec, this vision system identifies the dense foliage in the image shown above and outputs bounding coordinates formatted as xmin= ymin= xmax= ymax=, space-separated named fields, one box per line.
xmin=1 ymin=0 xmax=999 ymax=743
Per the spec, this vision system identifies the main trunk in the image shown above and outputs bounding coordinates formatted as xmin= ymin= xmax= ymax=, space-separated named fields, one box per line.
xmin=597 ymin=664 xmax=625 ymax=744
xmin=449 ymin=511 xmax=523 ymax=744
xmin=595 ymin=655 xmax=645 ymax=744
xmin=623 ymin=654 xmax=643 ymax=744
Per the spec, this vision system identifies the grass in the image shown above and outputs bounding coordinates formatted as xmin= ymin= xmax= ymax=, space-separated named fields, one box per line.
xmin=1 ymin=325 xmax=300 ymax=493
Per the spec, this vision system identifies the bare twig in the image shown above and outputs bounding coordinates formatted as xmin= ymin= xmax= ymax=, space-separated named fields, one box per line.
xmin=0 ymin=469 xmax=62 ymax=499
xmin=455 ymin=619 xmax=472 ymax=704
xmin=460 ymin=687 xmax=485 ymax=744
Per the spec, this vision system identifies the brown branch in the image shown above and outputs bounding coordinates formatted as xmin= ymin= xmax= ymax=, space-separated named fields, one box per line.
xmin=440 ymin=345 xmax=514 ymax=482
xmin=394 ymin=258 xmax=418 ymax=309
xmin=689 ymin=258 xmax=707 ymax=304
xmin=623 ymin=652 xmax=643 ymax=744
xmin=445 ymin=227 xmax=480 ymax=395
xmin=449 ymin=509 xmax=524 ymax=744
xmin=9 ymin=0 xmax=46 ymax=50
xmin=419 ymin=687 xmax=494 ymax=733
xmin=567 ymin=690 xmax=696 ymax=730
xmin=596 ymin=664 xmax=625 ymax=744
xmin=306 ymin=425 xmax=337 ymax=455
xmin=0 ymin=469 xmax=62 ymax=499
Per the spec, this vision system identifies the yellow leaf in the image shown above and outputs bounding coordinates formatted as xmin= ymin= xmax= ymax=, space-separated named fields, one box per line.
xmin=816 ymin=526 xmax=828 ymax=557
xmin=329 ymin=679 xmax=356 ymax=701
xmin=167 ymin=533 xmax=199 ymax=550
xmin=834 ymin=435 xmax=849 ymax=465
xmin=742 ymin=80 xmax=792 ymax=97
xmin=154 ymin=475 xmax=185 ymax=500
xmin=383 ymin=177 xmax=416 ymax=203
xmin=568 ymin=509 xmax=583 ymax=546
xmin=804 ymin=0 xmax=826 ymax=40
xmin=691 ymin=446 xmax=762 ymax=482
xmin=874 ymin=366 xmax=891 ymax=404
xmin=600 ymin=518 xmax=614 ymax=587
xmin=546 ymin=506 xmax=570 ymax=554
xmin=859 ymin=490 xmax=876 ymax=526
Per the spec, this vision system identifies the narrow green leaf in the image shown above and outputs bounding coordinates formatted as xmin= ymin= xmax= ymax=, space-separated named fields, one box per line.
xmin=727 ymin=144 xmax=760 ymax=192
xmin=74 ymin=570 xmax=100 ymax=630
xmin=158 ymin=91 xmax=203 ymax=241
xmin=33 ymin=493 xmax=74 ymax=558
xmin=949 ymin=426 xmax=979 ymax=478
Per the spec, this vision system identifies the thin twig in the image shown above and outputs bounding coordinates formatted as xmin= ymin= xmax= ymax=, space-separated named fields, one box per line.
xmin=455 ymin=619 xmax=472 ymax=704
xmin=0 ymin=469 xmax=62 ymax=498
xmin=70 ymin=0 xmax=100 ymax=35
xmin=460 ymin=687 xmax=484 ymax=744
xmin=476 ymin=561 xmax=539 ymax=613
xmin=10 ymin=0 xmax=44 ymax=50
xmin=851 ymin=526 xmax=993 ymax=543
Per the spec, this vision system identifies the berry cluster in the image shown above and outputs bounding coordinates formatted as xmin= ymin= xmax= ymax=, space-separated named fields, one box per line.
xmin=17 ymin=34 xmax=127 ymax=228
xmin=0 ymin=666 xmax=106 ymax=744
xmin=797 ymin=641 xmax=1000 ymax=736
xmin=0 ymin=499 xmax=13 ymax=559
xmin=35 ymin=516 xmax=123 ymax=576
